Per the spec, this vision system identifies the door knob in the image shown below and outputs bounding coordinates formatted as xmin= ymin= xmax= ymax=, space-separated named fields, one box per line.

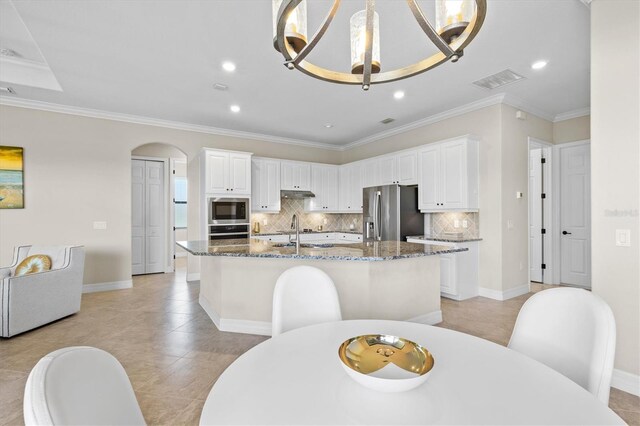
xmin=562 ymin=231 xmax=572 ymax=235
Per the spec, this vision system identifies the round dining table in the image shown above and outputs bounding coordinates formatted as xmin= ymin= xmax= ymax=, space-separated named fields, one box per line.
xmin=200 ymin=320 xmax=623 ymax=425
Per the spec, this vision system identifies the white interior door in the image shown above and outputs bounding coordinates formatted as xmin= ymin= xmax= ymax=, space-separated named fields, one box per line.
xmin=131 ymin=159 xmax=165 ymax=275
xmin=131 ymin=160 xmax=145 ymax=275
xmin=145 ymin=161 xmax=165 ymax=273
xmin=560 ymin=144 xmax=591 ymax=287
xmin=529 ymin=148 xmax=543 ymax=282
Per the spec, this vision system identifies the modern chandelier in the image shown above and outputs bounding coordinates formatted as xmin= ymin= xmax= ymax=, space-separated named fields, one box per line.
xmin=272 ymin=0 xmax=487 ymax=90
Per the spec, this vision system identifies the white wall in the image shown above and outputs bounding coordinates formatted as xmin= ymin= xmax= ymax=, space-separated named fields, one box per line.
xmin=591 ymin=0 xmax=640 ymax=378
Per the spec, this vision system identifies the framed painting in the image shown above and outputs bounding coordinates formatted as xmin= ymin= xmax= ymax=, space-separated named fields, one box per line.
xmin=0 ymin=146 xmax=24 ymax=209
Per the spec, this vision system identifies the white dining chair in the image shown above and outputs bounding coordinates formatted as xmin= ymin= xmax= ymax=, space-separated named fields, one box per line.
xmin=24 ymin=346 xmax=146 ymax=426
xmin=272 ymin=266 xmax=342 ymax=336
xmin=508 ymin=287 xmax=616 ymax=403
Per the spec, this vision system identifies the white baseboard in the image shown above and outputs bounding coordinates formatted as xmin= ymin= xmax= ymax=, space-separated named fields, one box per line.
xmin=612 ymin=369 xmax=640 ymax=396
xmin=479 ymin=284 xmax=530 ymax=301
xmin=406 ymin=310 xmax=443 ymax=325
xmin=199 ymin=295 xmax=271 ymax=336
xmin=82 ymin=280 xmax=133 ymax=293
xmin=186 ymin=272 xmax=200 ymax=282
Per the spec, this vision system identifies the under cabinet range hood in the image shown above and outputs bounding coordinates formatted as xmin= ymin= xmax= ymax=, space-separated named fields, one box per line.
xmin=280 ymin=190 xmax=315 ymax=199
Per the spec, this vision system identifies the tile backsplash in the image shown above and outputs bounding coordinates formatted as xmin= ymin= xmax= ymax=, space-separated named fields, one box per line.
xmin=251 ymin=198 xmax=363 ymax=234
xmin=426 ymin=212 xmax=479 ymax=239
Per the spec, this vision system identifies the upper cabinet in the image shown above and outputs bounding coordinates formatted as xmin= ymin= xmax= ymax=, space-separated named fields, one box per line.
xmin=252 ymin=158 xmax=281 ymax=212
xmin=305 ymin=164 xmax=339 ymax=212
xmin=418 ymin=137 xmax=479 ymax=212
xmin=203 ymin=149 xmax=251 ymax=195
xmin=338 ymin=162 xmax=364 ymax=212
xmin=281 ymin=161 xmax=311 ymax=191
xmin=368 ymin=150 xmax=418 ymax=186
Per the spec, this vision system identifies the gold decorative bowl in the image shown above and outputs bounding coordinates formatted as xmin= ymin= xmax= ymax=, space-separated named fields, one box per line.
xmin=338 ymin=334 xmax=435 ymax=392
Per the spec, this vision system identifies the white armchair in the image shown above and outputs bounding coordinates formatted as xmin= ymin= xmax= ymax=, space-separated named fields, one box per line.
xmin=0 ymin=245 xmax=85 ymax=338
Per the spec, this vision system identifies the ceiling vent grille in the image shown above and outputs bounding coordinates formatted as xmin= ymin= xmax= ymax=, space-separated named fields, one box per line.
xmin=380 ymin=118 xmax=395 ymax=124
xmin=473 ymin=69 xmax=525 ymax=90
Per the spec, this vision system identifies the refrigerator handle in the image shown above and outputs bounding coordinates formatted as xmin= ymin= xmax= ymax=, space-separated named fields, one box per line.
xmin=375 ymin=190 xmax=382 ymax=241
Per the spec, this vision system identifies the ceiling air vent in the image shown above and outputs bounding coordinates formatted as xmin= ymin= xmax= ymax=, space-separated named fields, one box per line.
xmin=213 ymin=83 xmax=228 ymax=91
xmin=380 ymin=118 xmax=395 ymax=124
xmin=473 ymin=69 xmax=525 ymax=90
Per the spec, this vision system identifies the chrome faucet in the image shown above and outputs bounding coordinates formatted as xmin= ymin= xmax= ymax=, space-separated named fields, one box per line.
xmin=290 ymin=214 xmax=300 ymax=250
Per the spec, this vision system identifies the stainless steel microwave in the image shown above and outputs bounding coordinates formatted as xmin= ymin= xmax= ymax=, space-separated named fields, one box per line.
xmin=208 ymin=197 xmax=249 ymax=224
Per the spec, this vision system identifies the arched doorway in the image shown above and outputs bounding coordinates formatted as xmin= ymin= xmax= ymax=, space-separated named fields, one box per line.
xmin=131 ymin=143 xmax=188 ymax=275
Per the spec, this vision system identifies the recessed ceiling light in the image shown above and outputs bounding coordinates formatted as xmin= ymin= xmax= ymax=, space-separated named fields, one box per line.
xmin=393 ymin=90 xmax=405 ymax=100
xmin=222 ymin=61 xmax=236 ymax=72
xmin=324 ymin=123 xmax=333 ymax=128
xmin=531 ymin=60 xmax=548 ymax=70
xmin=230 ymin=105 xmax=240 ymax=113
xmin=213 ymin=83 xmax=228 ymax=91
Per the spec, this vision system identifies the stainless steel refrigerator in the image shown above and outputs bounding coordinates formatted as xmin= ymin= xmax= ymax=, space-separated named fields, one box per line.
xmin=363 ymin=185 xmax=424 ymax=241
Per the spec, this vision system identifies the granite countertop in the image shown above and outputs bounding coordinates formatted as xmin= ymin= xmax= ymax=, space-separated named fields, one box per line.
xmin=253 ymin=230 xmax=361 ymax=236
xmin=177 ymin=239 xmax=467 ymax=261
xmin=406 ymin=235 xmax=483 ymax=243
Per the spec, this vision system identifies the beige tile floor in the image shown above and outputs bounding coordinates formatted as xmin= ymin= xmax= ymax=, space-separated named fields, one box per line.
xmin=1 ymin=261 xmax=638 ymax=425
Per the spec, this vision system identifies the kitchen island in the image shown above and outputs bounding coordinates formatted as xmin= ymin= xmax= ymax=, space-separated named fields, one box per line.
xmin=177 ymin=239 xmax=467 ymax=336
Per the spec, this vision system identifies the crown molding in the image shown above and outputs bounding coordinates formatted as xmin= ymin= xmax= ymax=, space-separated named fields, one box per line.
xmin=501 ymin=93 xmax=555 ymax=122
xmin=1 ymin=93 xmax=565 ymax=153
xmin=344 ymin=94 xmax=507 ymax=149
xmin=0 ymin=96 xmax=343 ymax=151
xmin=553 ymin=107 xmax=590 ymax=122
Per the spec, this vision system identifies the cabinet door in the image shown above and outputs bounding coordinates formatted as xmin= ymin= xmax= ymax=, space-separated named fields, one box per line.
xmin=440 ymin=254 xmax=457 ymax=295
xmin=397 ymin=151 xmax=418 ymax=185
xmin=338 ymin=166 xmax=351 ymax=211
xmin=252 ymin=159 xmax=280 ymax=212
xmin=297 ymin=163 xmax=312 ymax=191
xmin=205 ymin=151 xmax=229 ymax=193
xmin=281 ymin=162 xmax=294 ymax=190
xmin=264 ymin=160 xmax=281 ymax=211
xmin=379 ymin=155 xmax=397 ymax=185
xmin=441 ymin=141 xmax=466 ymax=209
xmin=325 ymin=166 xmax=339 ymax=211
xmin=229 ymin=153 xmax=251 ymax=194
xmin=349 ymin=163 xmax=364 ymax=211
xmin=418 ymin=147 xmax=440 ymax=211
xmin=251 ymin=160 xmax=262 ymax=211
xmin=307 ymin=165 xmax=324 ymax=211
xmin=362 ymin=158 xmax=380 ymax=188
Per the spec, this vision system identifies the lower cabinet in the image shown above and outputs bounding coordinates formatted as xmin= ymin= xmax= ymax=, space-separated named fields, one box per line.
xmin=406 ymin=239 xmax=479 ymax=300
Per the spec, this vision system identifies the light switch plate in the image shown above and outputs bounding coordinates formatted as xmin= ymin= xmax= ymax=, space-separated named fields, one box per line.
xmin=93 ymin=221 xmax=107 ymax=230
xmin=615 ymin=229 xmax=631 ymax=247
xmin=507 ymin=219 xmax=514 ymax=230
xmin=462 ymin=220 xmax=468 ymax=228
xmin=454 ymin=219 xmax=460 ymax=228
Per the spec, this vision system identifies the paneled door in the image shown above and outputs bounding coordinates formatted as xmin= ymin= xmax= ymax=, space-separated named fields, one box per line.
xmin=560 ymin=143 xmax=591 ymax=287
xmin=529 ymin=148 xmax=543 ymax=283
xmin=131 ymin=159 xmax=165 ymax=275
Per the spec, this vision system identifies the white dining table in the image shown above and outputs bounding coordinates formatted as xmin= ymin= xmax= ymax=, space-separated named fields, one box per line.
xmin=200 ymin=320 xmax=623 ymax=425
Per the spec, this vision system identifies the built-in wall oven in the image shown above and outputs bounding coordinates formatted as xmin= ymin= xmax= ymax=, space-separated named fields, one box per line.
xmin=207 ymin=197 xmax=250 ymax=241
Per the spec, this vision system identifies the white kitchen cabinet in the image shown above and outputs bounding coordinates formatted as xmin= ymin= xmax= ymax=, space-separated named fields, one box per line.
xmin=406 ymin=238 xmax=479 ymax=300
xmin=203 ymin=149 xmax=252 ymax=195
xmin=281 ymin=161 xmax=311 ymax=191
xmin=362 ymin=158 xmax=380 ymax=188
xmin=369 ymin=150 xmax=418 ymax=186
xmin=252 ymin=158 xmax=281 ymax=212
xmin=253 ymin=234 xmax=289 ymax=243
xmin=417 ymin=137 xmax=478 ymax=212
xmin=338 ymin=162 xmax=364 ymax=212
xmin=305 ymin=164 xmax=339 ymax=212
